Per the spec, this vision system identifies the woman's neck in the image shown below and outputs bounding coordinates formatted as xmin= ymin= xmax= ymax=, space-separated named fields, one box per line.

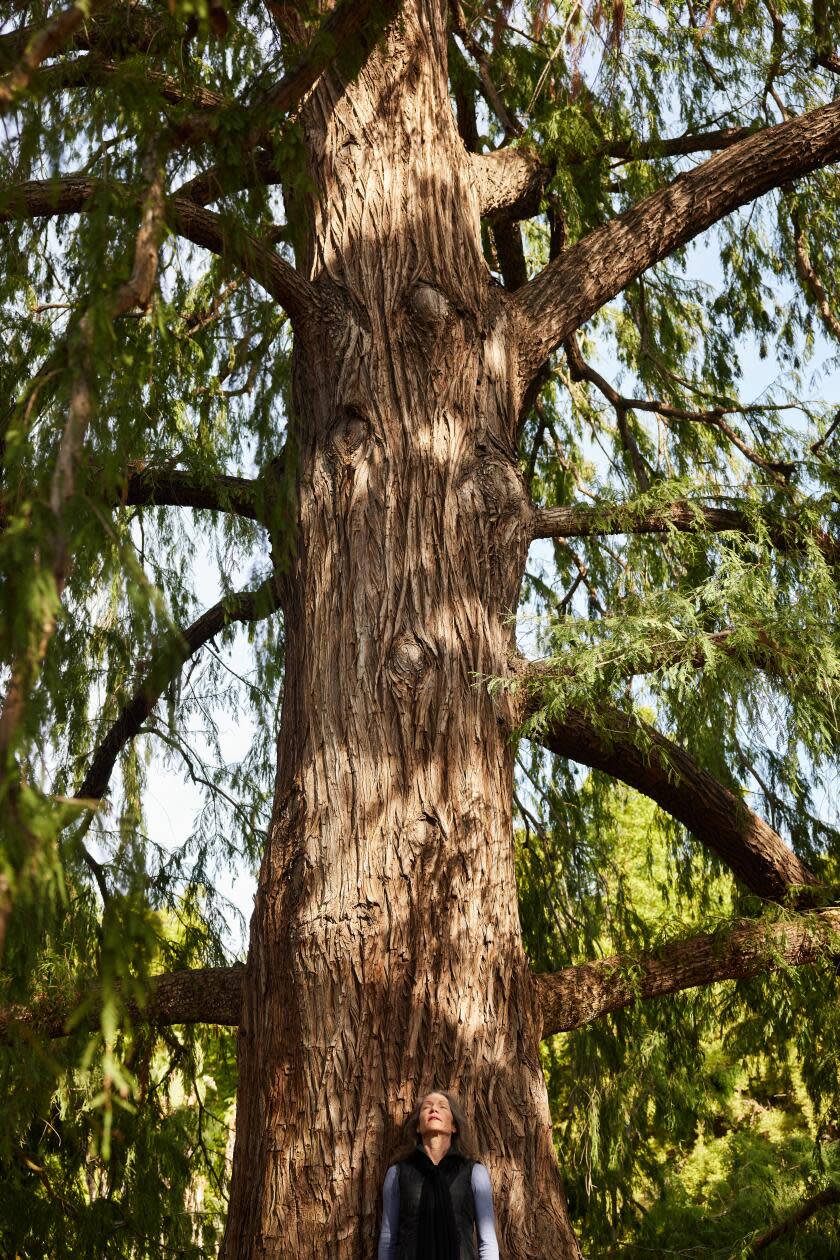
xmin=421 ymin=1133 xmax=452 ymax=1165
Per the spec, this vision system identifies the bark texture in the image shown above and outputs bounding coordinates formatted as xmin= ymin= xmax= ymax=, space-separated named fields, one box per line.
xmin=7 ymin=909 xmax=837 ymax=1043
xmin=223 ymin=4 xmax=577 ymax=1257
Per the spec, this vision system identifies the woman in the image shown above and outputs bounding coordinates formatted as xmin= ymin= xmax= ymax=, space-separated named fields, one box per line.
xmin=377 ymin=1090 xmax=500 ymax=1260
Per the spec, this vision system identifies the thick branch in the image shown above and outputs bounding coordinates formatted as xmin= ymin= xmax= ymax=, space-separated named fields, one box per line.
xmin=75 ymin=572 xmax=280 ymax=802
xmin=1 ymin=466 xmax=265 ymax=534
xmin=0 ymin=0 xmax=93 ymax=108
xmin=530 ymin=499 xmax=839 ymax=563
xmin=34 ymin=55 xmax=227 ymax=109
xmin=0 ymin=966 xmax=244 ymax=1040
xmin=5 ymin=909 xmax=838 ymax=1041
xmin=0 ymin=178 xmax=316 ymax=319
xmin=471 ymin=147 xmax=548 ymax=219
xmin=517 ymin=97 xmax=840 ymax=374
xmin=121 ymin=465 xmax=262 ymax=519
xmin=520 ymin=674 xmax=818 ymax=901
xmin=0 ymin=7 xmax=174 ymax=75
xmin=536 ymin=908 xmax=840 ymax=1036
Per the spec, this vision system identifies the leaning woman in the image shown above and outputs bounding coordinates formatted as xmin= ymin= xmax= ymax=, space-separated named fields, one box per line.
xmin=377 ymin=1090 xmax=500 ymax=1260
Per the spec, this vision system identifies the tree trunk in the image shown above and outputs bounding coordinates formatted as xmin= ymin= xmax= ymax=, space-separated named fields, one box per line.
xmin=223 ymin=4 xmax=580 ymax=1256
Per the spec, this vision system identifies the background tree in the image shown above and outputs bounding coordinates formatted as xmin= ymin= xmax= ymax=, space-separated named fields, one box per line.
xmin=0 ymin=0 xmax=839 ymax=1257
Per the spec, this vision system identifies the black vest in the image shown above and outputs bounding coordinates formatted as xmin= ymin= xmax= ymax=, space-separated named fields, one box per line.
xmin=396 ymin=1157 xmax=477 ymax=1260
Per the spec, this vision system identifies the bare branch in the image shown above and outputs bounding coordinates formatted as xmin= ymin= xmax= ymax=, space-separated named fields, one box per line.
xmin=74 ymin=571 xmax=281 ymax=803
xmin=516 ymin=97 xmax=840 ymax=376
xmin=536 ymin=908 xmax=840 ymax=1035
xmin=0 ymin=177 xmax=316 ymax=320
xmin=530 ymin=499 xmax=839 ymax=564
xmin=518 ymin=667 xmax=818 ymax=901
xmin=563 ymin=332 xmax=794 ymax=481
xmin=6 ymin=908 xmax=839 ymax=1041
xmin=567 ymin=124 xmax=758 ymax=166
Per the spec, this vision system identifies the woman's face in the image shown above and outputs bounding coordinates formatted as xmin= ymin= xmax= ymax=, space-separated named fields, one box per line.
xmin=417 ymin=1092 xmax=457 ymax=1139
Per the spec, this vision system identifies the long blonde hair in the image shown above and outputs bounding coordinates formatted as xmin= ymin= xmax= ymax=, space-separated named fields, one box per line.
xmin=391 ymin=1090 xmax=480 ymax=1162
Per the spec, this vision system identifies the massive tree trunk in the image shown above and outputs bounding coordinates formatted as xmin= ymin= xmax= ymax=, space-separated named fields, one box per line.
xmin=222 ymin=3 xmax=579 ymax=1257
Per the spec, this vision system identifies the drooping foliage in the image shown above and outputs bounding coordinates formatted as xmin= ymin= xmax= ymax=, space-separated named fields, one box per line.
xmin=0 ymin=0 xmax=838 ymax=1254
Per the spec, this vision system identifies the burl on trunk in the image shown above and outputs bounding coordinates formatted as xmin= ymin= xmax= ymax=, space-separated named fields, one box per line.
xmin=223 ymin=4 xmax=580 ymax=1256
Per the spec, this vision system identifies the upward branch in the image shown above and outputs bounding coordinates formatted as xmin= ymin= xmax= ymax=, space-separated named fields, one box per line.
xmin=516 ymin=97 xmax=840 ymax=376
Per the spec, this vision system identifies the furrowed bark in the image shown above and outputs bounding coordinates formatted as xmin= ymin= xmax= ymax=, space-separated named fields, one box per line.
xmin=172 ymin=0 xmax=404 ymax=150
xmin=517 ymin=97 xmax=840 ymax=374
xmin=471 ymin=146 xmax=548 ymax=218
xmin=75 ymin=571 xmax=280 ymax=803
xmin=8 ymin=908 xmax=837 ymax=1041
xmin=223 ymin=2 xmax=580 ymax=1256
xmin=530 ymin=500 xmax=840 ymax=563
xmin=521 ymin=679 xmax=818 ymax=901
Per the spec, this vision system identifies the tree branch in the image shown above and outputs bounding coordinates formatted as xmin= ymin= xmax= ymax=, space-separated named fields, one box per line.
xmin=471 ymin=147 xmax=548 ymax=219
xmin=536 ymin=908 xmax=840 ymax=1036
xmin=0 ymin=177 xmax=316 ymax=320
xmin=0 ymin=966 xmax=244 ymax=1040
xmin=5 ymin=908 xmax=838 ymax=1041
xmin=529 ymin=499 xmax=839 ymax=564
xmin=0 ymin=6 xmax=175 ymax=75
xmin=563 ymin=332 xmax=795 ymax=481
xmin=737 ymin=1184 xmax=840 ymax=1256
xmin=791 ymin=202 xmax=840 ymax=344
xmin=567 ymin=124 xmax=758 ymax=166
xmin=516 ymin=97 xmax=840 ymax=376
xmin=518 ymin=669 xmax=818 ymax=901
xmin=120 ymin=464 xmax=262 ymax=519
xmin=74 ymin=571 xmax=281 ymax=803
xmin=0 ymin=0 xmax=94 ymax=109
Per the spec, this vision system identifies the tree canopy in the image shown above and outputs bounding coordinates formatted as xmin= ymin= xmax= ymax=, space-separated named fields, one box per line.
xmin=0 ymin=0 xmax=839 ymax=1255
